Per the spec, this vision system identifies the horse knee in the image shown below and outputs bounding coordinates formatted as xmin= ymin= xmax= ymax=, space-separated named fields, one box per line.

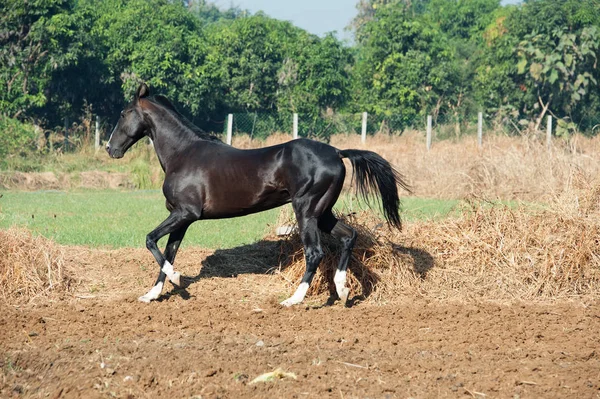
xmin=145 ymin=234 xmax=157 ymax=251
xmin=344 ymin=229 xmax=358 ymax=248
xmin=305 ymin=246 xmax=324 ymax=269
xmin=333 ymin=223 xmax=357 ymax=249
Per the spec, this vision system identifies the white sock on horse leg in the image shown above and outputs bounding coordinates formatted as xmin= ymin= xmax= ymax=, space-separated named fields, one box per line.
xmin=280 ymin=282 xmax=309 ymax=307
xmin=138 ymin=281 xmax=164 ymax=303
xmin=161 ymin=261 xmax=181 ymax=286
xmin=334 ymin=269 xmax=349 ymax=303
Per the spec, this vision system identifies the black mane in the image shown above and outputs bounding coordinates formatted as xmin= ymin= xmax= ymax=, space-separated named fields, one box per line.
xmin=150 ymin=95 xmax=223 ymax=143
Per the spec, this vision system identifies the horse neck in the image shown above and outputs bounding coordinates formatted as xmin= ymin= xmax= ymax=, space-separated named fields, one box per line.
xmin=147 ymin=112 xmax=203 ymax=173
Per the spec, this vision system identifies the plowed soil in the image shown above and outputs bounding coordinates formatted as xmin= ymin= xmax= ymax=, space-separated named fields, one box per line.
xmin=2 ymin=246 xmax=600 ymax=399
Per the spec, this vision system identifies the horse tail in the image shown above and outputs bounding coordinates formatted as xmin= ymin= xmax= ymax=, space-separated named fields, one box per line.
xmin=338 ymin=149 xmax=411 ymax=230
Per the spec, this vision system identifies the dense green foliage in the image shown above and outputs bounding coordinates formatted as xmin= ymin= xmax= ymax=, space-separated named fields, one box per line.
xmin=0 ymin=116 xmax=38 ymax=159
xmin=1 ymin=0 xmax=600 ymax=143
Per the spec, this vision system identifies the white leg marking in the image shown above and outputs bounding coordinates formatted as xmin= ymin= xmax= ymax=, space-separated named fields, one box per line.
xmin=161 ymin=261 xmax=181 ymax=286
xmin=334 ymin=269 xmax=350 ymax=304
xmin=138 ymin=281 xmax=164 ymax=303
xmin=280 ymin=282 xmax=310 ymax=307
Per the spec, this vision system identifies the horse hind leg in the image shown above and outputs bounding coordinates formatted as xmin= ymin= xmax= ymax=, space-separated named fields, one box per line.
xmin=319 ymin=211 xmax=357 ymax=305
xmin=281 ymin=216 xmax=324 ymax=307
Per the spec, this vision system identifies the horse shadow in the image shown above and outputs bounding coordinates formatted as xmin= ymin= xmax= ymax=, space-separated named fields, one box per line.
xmin=164 ymin=237 xmax=435 ymax=305
xmin=159 ymin=239 xmax=283 ymax=301
xmin=196 ymin=240 xmax=283 ymax=278
xmin=391 ymin=244 xmax=435 ymax=279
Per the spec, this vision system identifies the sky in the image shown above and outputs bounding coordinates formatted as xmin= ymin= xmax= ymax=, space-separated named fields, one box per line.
xmin=214 ymin=0 xmax=522 ymax=42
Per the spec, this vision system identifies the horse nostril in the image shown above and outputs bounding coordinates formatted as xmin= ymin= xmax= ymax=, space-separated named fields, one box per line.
xmin=105 ymin=144 xmax=110 ymax=153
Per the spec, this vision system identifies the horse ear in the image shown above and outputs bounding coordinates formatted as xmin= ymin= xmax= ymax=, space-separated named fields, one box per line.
xmin=136 ymin=83 xmax=150 ymax=100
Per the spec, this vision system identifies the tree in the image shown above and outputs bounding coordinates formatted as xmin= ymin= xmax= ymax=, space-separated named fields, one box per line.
xmin=276 ymin=33 xmax=352 ymax=114
xmin=424 ymin=0 xmax=501 ymax=132
xmin=350 ymin=0 xmax=431 ymax=43
xmin=0 ymin=0 xmax=79 ymax=120
xmin=516 ymin=26 xmax=599 ymax=132
xmin=351 ymin=2 xmax=461 ymax=128
xmin=425 ymin=0 xmax=500 ymax=40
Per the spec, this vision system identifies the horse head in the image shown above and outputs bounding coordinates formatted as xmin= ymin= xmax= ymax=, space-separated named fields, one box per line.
xmin=106 ymin=83 xmax=151 ymax=159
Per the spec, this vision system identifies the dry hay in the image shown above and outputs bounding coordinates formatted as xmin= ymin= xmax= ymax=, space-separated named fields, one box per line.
xmin=0 ymin=228 xmax=75 ymax=304
xmin=278 ymin=184 xmax=600 ymax=304
xmin=400 ymin=195 xmax=600 ymax=302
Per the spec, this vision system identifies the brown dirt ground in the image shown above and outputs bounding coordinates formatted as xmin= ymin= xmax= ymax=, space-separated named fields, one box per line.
xmin=2 ymin=246 xmax=600 ymax=399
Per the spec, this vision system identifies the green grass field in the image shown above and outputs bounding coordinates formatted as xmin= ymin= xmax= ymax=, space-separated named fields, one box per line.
xmin=0 ymin=189 xmax=458 ymax=249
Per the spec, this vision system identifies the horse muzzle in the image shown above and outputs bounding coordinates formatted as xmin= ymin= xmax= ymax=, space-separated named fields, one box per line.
xmin=105 ymin=144 xmax=124 ymax=159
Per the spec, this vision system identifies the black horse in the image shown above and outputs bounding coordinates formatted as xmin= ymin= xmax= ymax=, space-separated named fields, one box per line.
xmin=106 ymin=83 xmax=410 ymax=305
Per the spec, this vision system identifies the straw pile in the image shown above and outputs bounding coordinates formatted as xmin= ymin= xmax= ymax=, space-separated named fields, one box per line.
xmin=398 ymin=195 xmax=600 ymax=302
xmin=0 ymin=228 xmax=75 ymax=304
xmin=279 ymin=183 xmax=600 ymax=303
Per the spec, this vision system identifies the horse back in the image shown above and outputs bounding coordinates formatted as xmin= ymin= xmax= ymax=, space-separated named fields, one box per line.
xmin=163 ymin=138 xmax=344 ymax=219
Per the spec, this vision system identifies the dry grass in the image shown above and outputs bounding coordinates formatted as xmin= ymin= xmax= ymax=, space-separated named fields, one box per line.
xmin=228 ymin=131 xmax=600 ymax=202
xmin=331 ymin=131 xmax=600 ymax=201
xmin=6 ymin=130 xmax=600 ymax=199
xmin=231 ymin=132 xmax=294 ymax=149
xmin=0 ymin=228 xmax=75 ymax=304
xmin=278 ymin=180 xmax=600 ymax=304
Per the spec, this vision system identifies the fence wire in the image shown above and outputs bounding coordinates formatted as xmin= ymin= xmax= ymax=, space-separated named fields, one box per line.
xmin=53 ymin=109 xmax=600 ymax=153
xmin=225 ymin=112 xmax=429 ymax=141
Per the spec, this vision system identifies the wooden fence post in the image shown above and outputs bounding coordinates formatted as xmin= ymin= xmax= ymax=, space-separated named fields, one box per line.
xmin=361 ymin=112 xmax=367 ymax=144
xmin=64 ymin=117 xmax=69 ymax=152
xmin=477 ymin=111 xmax=483 ymax=149
xmin=95 ymin=115 xmax=100 ymax=151
xmin=546 ymin=115 xmax=552 ymax=150
xmin=227 ymin=113 xmax=233 ymax=145
xmin=293 ymin=113 xmax=298 ymax=139
xmin=426 ymin=115 xmax=432 ymax=151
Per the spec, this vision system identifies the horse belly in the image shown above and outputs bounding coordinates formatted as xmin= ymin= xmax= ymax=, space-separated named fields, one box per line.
xmin=202 ymin=186 xmax=290 ymax=219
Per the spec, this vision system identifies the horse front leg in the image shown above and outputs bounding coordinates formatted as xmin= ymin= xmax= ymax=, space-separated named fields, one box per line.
xmin=161 ymin=225 xmax=190 ymax=288
xmin=139 ymin=211 xmax=192 ymax=303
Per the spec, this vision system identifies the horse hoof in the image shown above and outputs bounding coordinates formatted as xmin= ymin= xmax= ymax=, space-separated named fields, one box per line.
xmin=138 ymin=282 xmax=163 ymax=303
xmin=338 ymin=287 xmax=350 ymax=305
xmin=171 ymin=272 xmax=181 ymax=287
xmin=280 ymin=298 xmax=298 ymax=307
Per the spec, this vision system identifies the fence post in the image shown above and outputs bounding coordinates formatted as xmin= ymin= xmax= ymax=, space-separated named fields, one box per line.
xmin=293 ymin=113 xmax=298 ymax=139
xmin=477 ymin=111 xmax=483 ymax=149
xmin=64 ymin=117 xmax=69 ymax=152
xmin=95 ymin=115 xmax=100 ymax=151
xmin=226 ymin=113 xmax=233 ymax=145
xmin=546 ymin=115 xmax=552 ymax=150
xmin=361 ymin=112 xmax=367 ymax=144
xmin=426 ymin=115 xmax=432 ymax=151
